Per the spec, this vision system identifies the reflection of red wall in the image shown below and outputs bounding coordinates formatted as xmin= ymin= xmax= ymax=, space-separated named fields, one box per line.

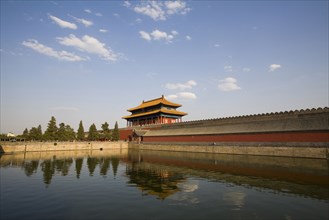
xmin=119 ymin=129 xmax=133 ymax=141
xmin=143 ymin=131 xmax=329 ymax=142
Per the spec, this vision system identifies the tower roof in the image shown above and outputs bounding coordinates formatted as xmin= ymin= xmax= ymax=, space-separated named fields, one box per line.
xmin=122 ymin=108 xmax=187 ymax=119
xmin=127 ymin=95 xmax=182 ymax=112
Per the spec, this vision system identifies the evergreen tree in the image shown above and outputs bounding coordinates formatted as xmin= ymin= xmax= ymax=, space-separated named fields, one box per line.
xmin=101 ymin=122 xmax=111 ymax=140
xmin=112 ymin=121 xmax=120 ymax=141
xmin=77 ymin=120 xmax=85 ymax=141
xmin=44 ymin=116 xmax=58 ymax=141
xmin=88 ymin=123 xmax=99 ymax=141
xmin=22 ymin=128 xmax=29 ymax=140
xmin=37 ymin=125 xmax=43 ymax=140
xmin=29 ymin=125 xmax=42 ymax=141
xmin=58 ymin=123 xmax=76 ymax=141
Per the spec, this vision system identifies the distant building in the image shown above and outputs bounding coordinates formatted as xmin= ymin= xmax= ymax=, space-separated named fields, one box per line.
xmin=7 ymin=132 xmax=16 ymax=137
xmin=122 ymin=95 xmax=187 ymax=127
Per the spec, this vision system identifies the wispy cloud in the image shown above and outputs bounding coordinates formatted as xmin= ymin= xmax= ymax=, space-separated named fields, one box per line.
xmin=224 ymin=65 xmax=233 ymax=72
xmin=269 ymin=64 xmax=281 ymax=72
xmin=84 ymin=9 xmax=92 ymax=14
xmin=70 ymin=15 xmax=93 ymax=27
xmin=99 ymin=29 xmax=108 ymax=33
xmin=126 ymin=0 xmax=191 ymax=21
xmin=218 ymin=77 xmax=241 ymax=92
xmin=22 ymin=39 xmax=86 ymax=62
xmin=139 ymin=29 xmax=177 ymax=43
xmin=242 ymin=67 xmax=251 ymax=72
xmin=186 ymin=35 xmax=192 ymax=40
xmin=57 ymin=34 xmax=120 ymax=61
xmin=48 ymin=14 xmax=77 ymax=29
xmin=165 ymin=80 xmax=197 ymax=90
xmin=166 ymin=92 xmax=197 ymax=100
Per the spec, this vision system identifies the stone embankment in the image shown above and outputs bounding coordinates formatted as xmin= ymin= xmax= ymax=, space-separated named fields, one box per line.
xmin=0 ymin=141 xmax=128 ymax=154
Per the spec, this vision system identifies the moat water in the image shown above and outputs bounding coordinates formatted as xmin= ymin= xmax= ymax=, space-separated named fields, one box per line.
xmin=1 ymin=149 xmax=328 ymax=220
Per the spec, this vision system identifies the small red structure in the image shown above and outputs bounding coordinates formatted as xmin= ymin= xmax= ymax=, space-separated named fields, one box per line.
xmin=122 ymin=95 xmax=187 ymax=127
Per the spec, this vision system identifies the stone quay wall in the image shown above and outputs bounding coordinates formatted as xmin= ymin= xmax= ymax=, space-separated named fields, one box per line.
xmin=0 ymin=141 xmax=128 ymax=154
xmin=130 ymin=143 xmax=329 ymax=159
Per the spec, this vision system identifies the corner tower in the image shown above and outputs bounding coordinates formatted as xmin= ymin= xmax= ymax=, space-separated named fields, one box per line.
xmin=122 ymin=95 xmax=187 ymax=127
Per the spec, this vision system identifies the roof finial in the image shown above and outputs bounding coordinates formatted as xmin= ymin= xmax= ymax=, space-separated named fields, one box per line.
xmin=161 ymin=94 xmax=164 ymax=99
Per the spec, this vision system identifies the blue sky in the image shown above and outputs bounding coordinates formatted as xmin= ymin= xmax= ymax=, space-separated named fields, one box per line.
xmin=1 ymin=0 xmax=328 ymax=134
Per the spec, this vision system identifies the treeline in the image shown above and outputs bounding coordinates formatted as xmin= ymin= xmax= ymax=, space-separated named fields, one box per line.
xmin=20 ymin=116 xmax=120 ymax=142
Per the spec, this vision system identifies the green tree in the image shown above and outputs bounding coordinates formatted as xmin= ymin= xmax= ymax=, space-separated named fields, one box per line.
xmin=88 ymin=123 xmax=99 ymax=141
xmin=101 ymin=122 xmax=111 ymax=140
xmin=44 ymin=116 xmax=58 ymax=141
xmin=112 ymin=121 xmax=119 ymax=141
xmin=29 ymin=125 xmax=42 ymax=141
xmin=77 ymin=120 xmax=85 ymax=141
xmin=58 ymin=123 xmax=76 ymax=141
xmin=22 ymin=128 xmax=29 ymax=140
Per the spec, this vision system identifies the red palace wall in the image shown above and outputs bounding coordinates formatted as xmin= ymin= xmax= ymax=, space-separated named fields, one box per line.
xmin=143 ymin=131 xmax=329 ymax=143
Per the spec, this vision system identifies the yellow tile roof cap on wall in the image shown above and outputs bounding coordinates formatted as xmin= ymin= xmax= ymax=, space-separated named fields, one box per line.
xmin=127 ymin=95 xmax=182 ymax=112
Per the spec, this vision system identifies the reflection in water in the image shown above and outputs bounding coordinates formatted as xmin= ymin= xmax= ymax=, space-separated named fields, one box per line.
xmin=127 ymin=149 xmax=329 ymax=200
xmin=0 ymin=148 xmax=328 ymax=200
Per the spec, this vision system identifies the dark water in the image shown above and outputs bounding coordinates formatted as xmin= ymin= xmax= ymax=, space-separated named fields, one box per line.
xmin=0 ymin=149 xmax=328 ymax=220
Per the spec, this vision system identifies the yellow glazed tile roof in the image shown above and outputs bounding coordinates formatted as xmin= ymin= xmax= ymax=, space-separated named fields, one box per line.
xmin=122 ymin=108 xmax=187 ymax=119
xmin=127 ymin=95 xmax=182 ymax=112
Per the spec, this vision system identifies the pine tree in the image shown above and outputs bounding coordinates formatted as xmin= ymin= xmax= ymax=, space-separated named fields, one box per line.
xmin=22 ymin=128 xmax=29 ymax=140
xmin=101 ymin=122 xmax=111 ymax=140
xmin=88 ymin=123 xmax=99 ymax=141
xmin=112 ymin=121 xmax=119 ymax=141
xmin=44 ymin=116 xmax=58 ymax=141
xmin=77 ymin=120 xmax=85 ymax=141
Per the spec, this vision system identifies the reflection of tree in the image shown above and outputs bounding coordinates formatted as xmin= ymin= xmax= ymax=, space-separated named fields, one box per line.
xmin=87 ymin=157 xmax=99 ymax=176
xmin=55 ymin=158 xmax=73 ymax=176
xmin=41 ymin=159 xmax=55 ymax=186
xmin=75 ymin=158 xmax=83 ymax=179
xmin=23 ymin=160 xmax=39 ymax=176
xmin=111 ymin=158 xmax=119 ymax=177
xmin=126 ymin=164 xmax=185 ymax=200
xmin=100 ymin=158 xmax=111 ymax=176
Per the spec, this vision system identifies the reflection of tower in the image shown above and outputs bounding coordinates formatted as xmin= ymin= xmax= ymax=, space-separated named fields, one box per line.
xmin=125 ymin=162 xmax=186 ymax=200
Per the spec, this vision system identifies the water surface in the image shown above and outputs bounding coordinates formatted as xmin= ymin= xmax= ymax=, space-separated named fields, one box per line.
xmin=1 ymin=149 xmax=328 ymax=220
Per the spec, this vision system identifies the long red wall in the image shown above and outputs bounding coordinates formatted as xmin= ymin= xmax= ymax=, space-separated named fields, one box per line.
xmin=143 ymin=131 xmax=329 ymax=143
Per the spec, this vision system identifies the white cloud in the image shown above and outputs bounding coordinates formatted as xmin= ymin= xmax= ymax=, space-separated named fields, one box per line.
xmin=242 ymin=67 xmax=251 ymax=72
xmin=84 ymin=9 xmax=92 ymax=14
xmin=134 ymin=1 xmax=166 ymax=21
xmin=269 ymin=64 xmax=281 ymax=72
xmin=186 ymin=35 xmax=192 ymax=40
xmin=165 ymin=1 xmax=191 ymax=15
xmin=139 ymin=29 xmax=176 ymax=43
xmin=214 ymin=44 xmax=221 ymax=47
xmin=165 ymin=80 xmax=197 ymax=90
xmin=139 ymin=31 xmax=152 ymax=41
xmin=224 ymin=65 xmax=233 ymax=72
xmin=123 ymin=1 xmax=131 ymax=8
xmin=99 ymin=29 xmax=108 ymax=33
xmin=218 ymin=77 xmax=241 ymax=92
xmin=48 ymin=14 xmax=77 ymax=29
xmin=131 ymin=0 xmax=190 ymax=21
xmin=71 ymin=15 xmax=93 ymax=27
xmin=57 ymin=34 xmax=120 ymax=61
xmin=95 ymin=13 xmax=102 ymax=17
xmin=22 ymin=39 xmax=86 ymax=62
xmin=166 ymin=92 xmax=197 ymax=100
